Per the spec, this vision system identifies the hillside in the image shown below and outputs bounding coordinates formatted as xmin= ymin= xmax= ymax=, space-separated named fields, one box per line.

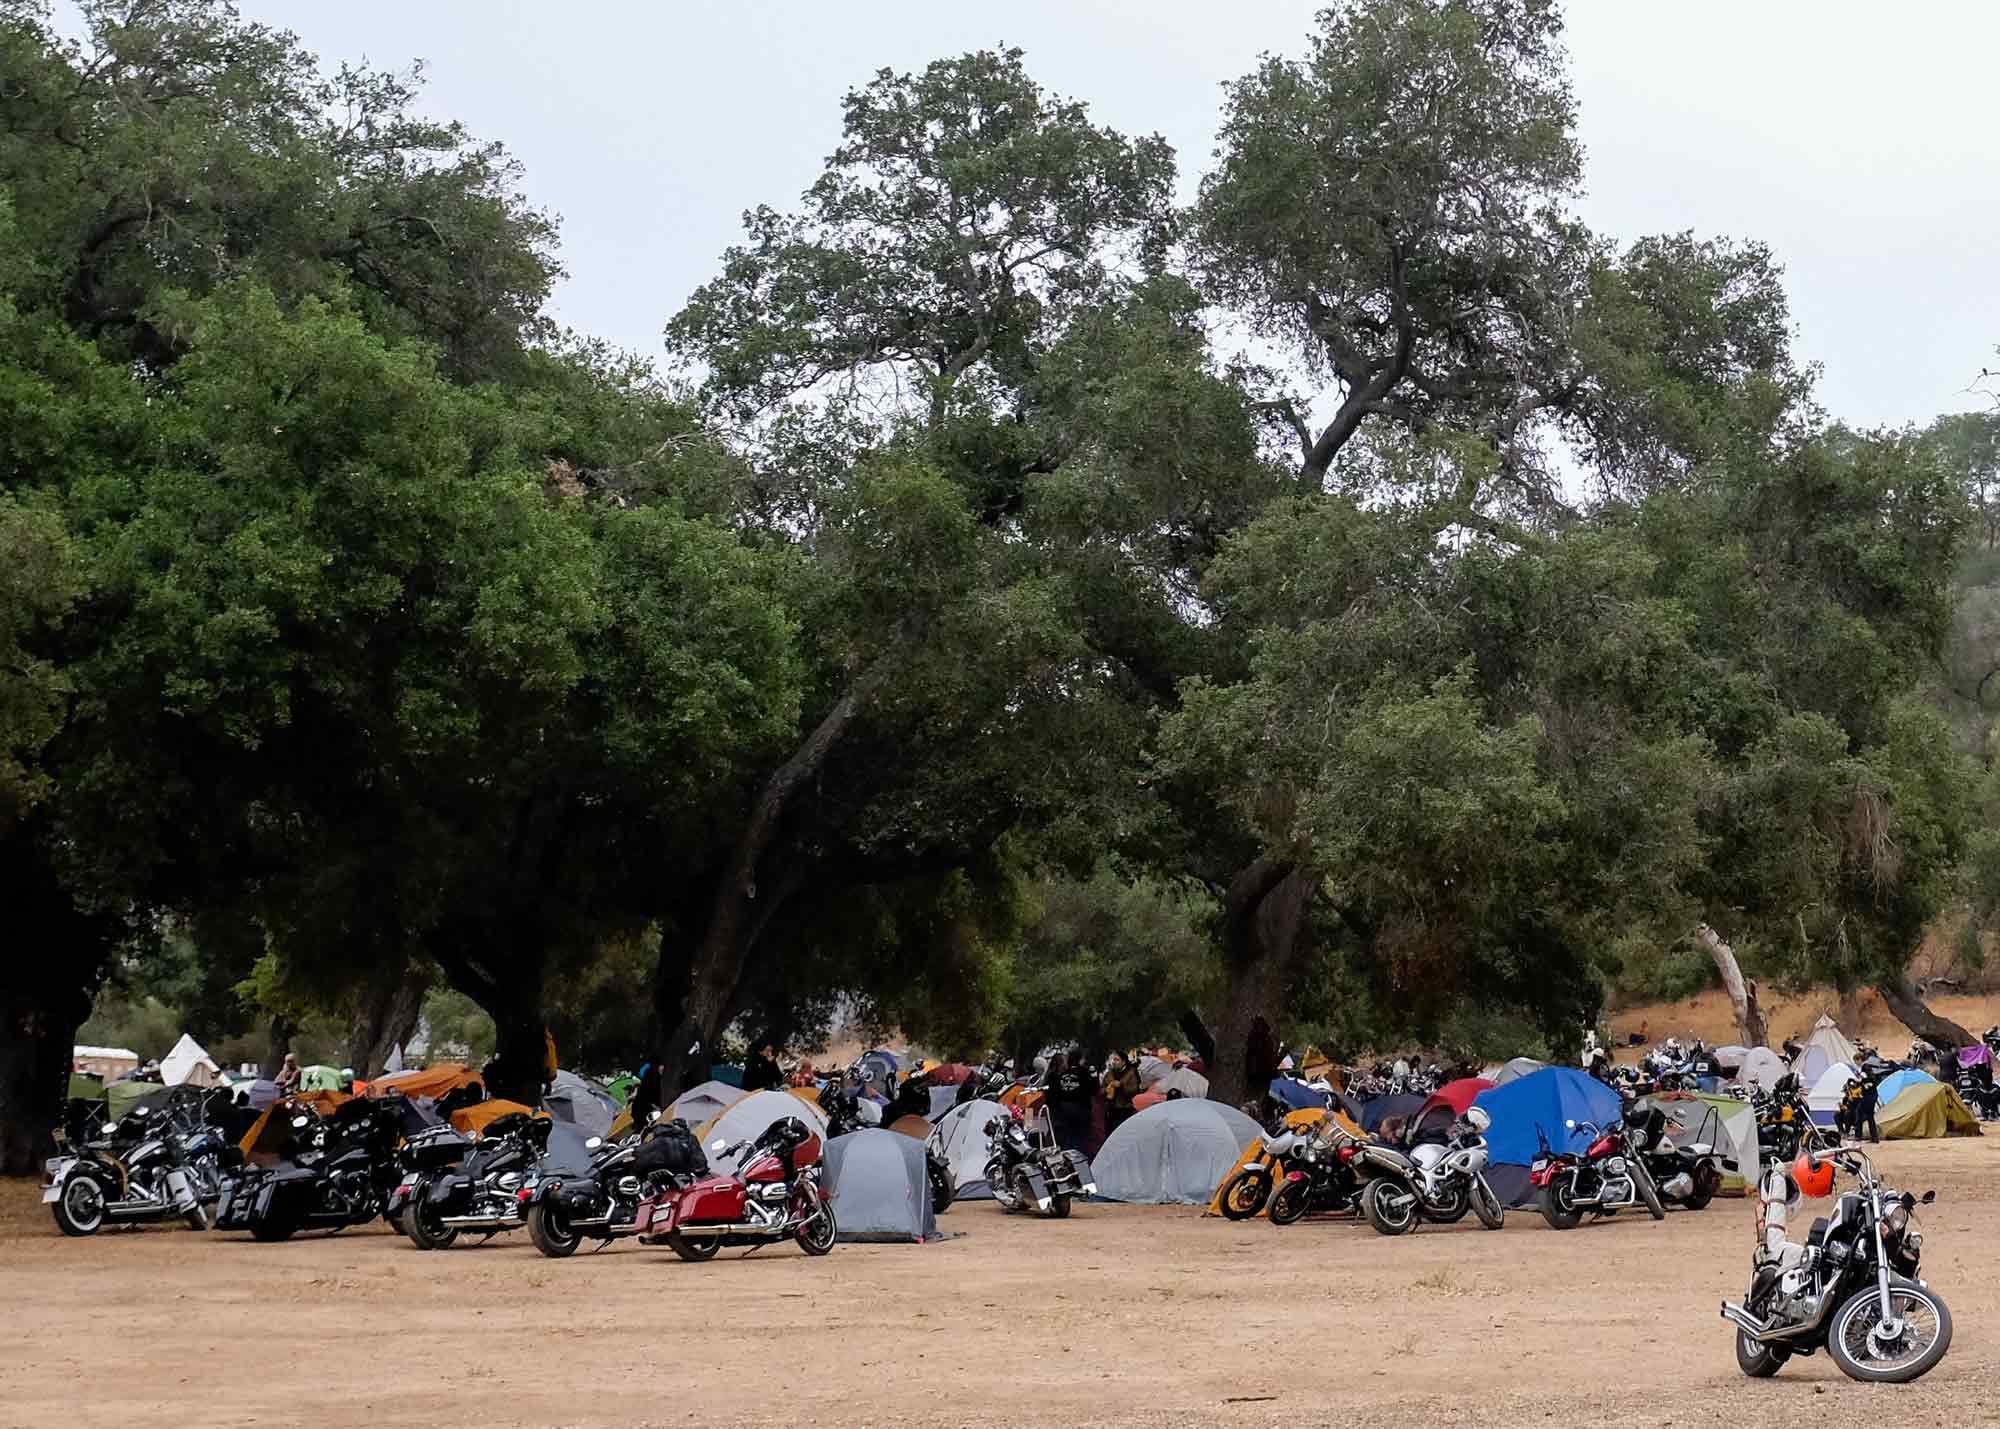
xmin=1607 ymin=986 xmax=2000 ymax=1057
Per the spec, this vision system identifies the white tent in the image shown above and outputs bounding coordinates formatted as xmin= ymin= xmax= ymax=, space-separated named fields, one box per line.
xmin=1493 ymin=1057 xmax=1547 ymax=1085
xmin=670 ymin=1079 xmax=748 ymax=1127
xmin=159 ymin=1033 xmax=222 ymax=1088
xmin=823 ymin=1129 xmax=939 ymax=1242
xmin=700 ymin=1089 xmax=830 ymax=1175
xmin=1806 ymin=1062 xmax=1859 ymax=1126
xmin=1733 ymin=1046 xmax=1789 ymax=1092
xmin=1090 ymin=1100 xmax=1262 ymax=1205
xmin=1792 ymin=1016 xmax=1861 ymax=1087
xmin=1712 ymin=1044 xmax=1749 ymax=1072
xmin=1136 ymin=1056 xmax=1175 ymax=1089
xmin=1153 ymin=1065 xmax=1210 ymax=1099
xmin=931 ymin=1098 xmax=1008 ymax=1198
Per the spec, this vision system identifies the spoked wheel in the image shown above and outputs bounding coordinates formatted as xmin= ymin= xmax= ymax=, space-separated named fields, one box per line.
xmin=1361 ymin=1179 xmax=1418 ymax=1236
xmin=795 ymin=1204 xmax=837 ymax=1255
xmin=666 ymin=1229 xmax=722 ymax=1262
xmin=53 ymin=1176 xmax=107 ymax=1237
xmin=1470 ymin=1175 xmax=1504 ymax=1230
xmin=527 ymin=1201 xmax=582 ymax=1258
xmin=1826 ymin=1283 xmax=1953 ymax=1383
xmin=1735 ymin=1330 xmax=1791 ymax=1378
xmin=1632 ymin=1161 xmax=1666 ymax=1221
xmin=1219 ymin=1166 xmax=1273 ymax=1221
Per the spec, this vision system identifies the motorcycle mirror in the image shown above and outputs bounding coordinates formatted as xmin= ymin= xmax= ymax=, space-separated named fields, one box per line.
xmin=709 ymin=1138 xmax=727 ymax=1154
xmin=1921 ymin=1189 xmax=1937 ymax=1205
xmin=1563 ymin=1118 xmax=1576 ymax=1130
xmin=290 ymin=1115 xmax=310 ymax=1129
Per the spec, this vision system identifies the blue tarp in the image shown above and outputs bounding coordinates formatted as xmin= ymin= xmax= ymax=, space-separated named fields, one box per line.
xmin=1473 ymin=1067 xmax=1625 ymax=1169
xmin=1359 ymin=1093 xmax=1425 ymax=1133
xmin=710 ymin=1065 xmax=744 ymax=1088
xmin=1269 ymin=1077 xmax=1328 ymax=1111
xmin=1876 ymin=1067 xmax=1938 ymax=1105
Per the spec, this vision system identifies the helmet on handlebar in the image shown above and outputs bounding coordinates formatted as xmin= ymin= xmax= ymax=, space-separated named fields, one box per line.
xmin=1791 ymin=1149 xmax=1835 ymax=1199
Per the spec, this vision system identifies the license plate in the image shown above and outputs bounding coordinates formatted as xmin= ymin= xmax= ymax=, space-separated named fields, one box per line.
xmin=1531 ymin=1159 xmax=1547 ymax=1172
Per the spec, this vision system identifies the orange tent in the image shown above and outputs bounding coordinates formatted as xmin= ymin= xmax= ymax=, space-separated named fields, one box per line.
xmin=787 ymin=1086 xmax=824 ymax=1111
xmin=237 ymin=1093 xmax=354 ymax=1164
xmin=366 ymin=1064 xmax=482 ymax=1103
xmin=1203 ymin=1108 xmax=1363 ymax=1217
xmin=998 ymin=1083 xmax=1045 ymax=1114
xmin=887 ymin=1114 xmax=931 ymax=1140
xmin=448 ymin=1099 xmax=544 ymax=1136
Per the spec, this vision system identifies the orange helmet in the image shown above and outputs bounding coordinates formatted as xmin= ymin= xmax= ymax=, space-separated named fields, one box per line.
xmin=1791 ymin=1150 xmax=1835 ymax=1199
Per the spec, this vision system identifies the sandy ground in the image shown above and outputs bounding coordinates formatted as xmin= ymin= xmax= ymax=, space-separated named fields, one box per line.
xmin=3 ymin=1138 xmax=1998 ymax=1429
xmin=1608 ymin=986 xmax=2000 ymax=1058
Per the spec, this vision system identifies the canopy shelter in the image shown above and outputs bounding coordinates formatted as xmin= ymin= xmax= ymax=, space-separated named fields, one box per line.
xmin=1732 ymin=1047 xmax=1789 ymax=1093
xmin=824 ymin=1129 xmax=941 ymax=1242
xmin=1090 ymin=1100 xmax=1263 ymax=1205
xmin=1878 ymin=1080 xmax=1981 ymax=1139
xmin=367 ymin=1064 xmax=483 ymax=1104
xmin=543 ymin=1070 xmax=619 ymax=1139
xmin=159 ymin=1034 xmax=222 ymax=1089
xmin=1473 ymin=1067 xmax=1623 ymax=1207
xmin=1806 ymin=1064 xmax=1859 ymax=1126
xmin=1637 ymin=1090 xmax=1757 ymax=1193
xmin=932 ymin=1098 xmax=1008 ymax=1199
xmin=698 ymin=1089 xmax=831 ymax=1175
xmin=1792 ymin=1016 xmax=1861 ymax=1087
xmin=1491 ymin=1057 xmax=1547 ymax=1085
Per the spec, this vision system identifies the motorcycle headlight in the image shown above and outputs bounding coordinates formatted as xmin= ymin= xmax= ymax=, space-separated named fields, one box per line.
xmin=1603 ymin=1156 xmax=1627 ymax=1176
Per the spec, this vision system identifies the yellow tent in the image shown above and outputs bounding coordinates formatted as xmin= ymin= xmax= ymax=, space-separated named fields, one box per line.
xmin=1878 ymin=1082 xmax=1981 ymax=1139
xmin=1203 ymin=1108 xmax=1363 ymax=1217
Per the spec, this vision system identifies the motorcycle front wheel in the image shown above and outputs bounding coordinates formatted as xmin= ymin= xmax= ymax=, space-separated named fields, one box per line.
xmin=1632 ymin=1160 xmax=1666 ymax=1221
xmin=1218 ymin=1166 xmax=1273 ymax=1220
xmin=1537 ymin=1176 xmax=1584 ymax=1230
xmin=1826 ymin=1283 xmax=1952 ymax=1383
xmin=1428 ymin=1183 xmax=1470 ymax=1224
xmin=796 ymin=1204 xmax=837 ymax=1255
xmin=527 ymin=1200 xmax=582 ymax=1258
xmin=1735 ymin=1330 xmax=1791 ymax=1378
xmin=1470 ymin=1175 xmax=1504 ymax=1230
xmin=1269 ymin=1179 xmax=1312 ymax=1226
xmin=1361 ymin=1178 xmax=1418 ymax=1236
xmin=987 ymin=1161 xmax=1022 ymax=1213
xmin=928 ymin=1161 xmax=954 ymax=1216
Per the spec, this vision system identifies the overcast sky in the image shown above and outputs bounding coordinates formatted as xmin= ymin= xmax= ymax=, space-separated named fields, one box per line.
xmin=234 ymin=0 xmax=1999 ymax=430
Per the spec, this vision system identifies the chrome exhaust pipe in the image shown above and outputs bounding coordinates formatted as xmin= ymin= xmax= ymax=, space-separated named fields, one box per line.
xmin=1719 ymin=1302 xmax=1770 ymax=1339
xmin=669 ymin=1221 xmax=766 ymax=1237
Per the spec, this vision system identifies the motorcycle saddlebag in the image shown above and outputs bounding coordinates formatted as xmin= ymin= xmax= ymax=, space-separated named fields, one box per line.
xmin=631 ymin=1121 xmax=707 ymax=1178
xmin=1059 ymin=1149 xmax=1097 ymax=1196
xmin=254 ymin=1168 xmax=318 ymax=1224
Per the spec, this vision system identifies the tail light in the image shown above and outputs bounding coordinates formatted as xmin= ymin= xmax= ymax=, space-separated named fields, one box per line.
xmin=1336 ymin=1145 xmax=1357 ymax=1163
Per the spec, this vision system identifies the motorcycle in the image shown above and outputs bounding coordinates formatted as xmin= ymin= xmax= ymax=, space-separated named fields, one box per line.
xmin=1216 ymin=1120 xmax=1313 ymax=1220
xmin=393 ymin=1112 xmax=549 ymax=1249
xmin=1627 ymin=1105 xmax=1721 ymax=1210
xmin=520 ymin=1118 xmax=708 ymax=1257
xmin=984 ymin=1105 xmax=1094 ymax=1217
xmin=212 ymin=1097 xmax=403 ymax=1241
xmin=1722 ymin=1146 xmax=1950 ymax=1382
xmin=1530 ymin=1117 xmax=1666 ymax=1228
xmin=1352 ymin=1106 xmax=1505 ymax=1235
xmin=1267 ymin=1118 xmax=1370 ymax=1226
xmin=1751 ymin=1074 xmax=1831 ymax=1162
xmin=634 ymin=1115 xmax=837 ymax=1260
xmin=43 ymin=1098 xmax=228 ymax=1236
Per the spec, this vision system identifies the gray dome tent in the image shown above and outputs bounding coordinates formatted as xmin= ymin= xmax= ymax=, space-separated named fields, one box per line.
xmin=1090 ymin=1099 xmax=1263 ymax=1205
xmin=823 ymin=1129 xmax=940 ymax=1242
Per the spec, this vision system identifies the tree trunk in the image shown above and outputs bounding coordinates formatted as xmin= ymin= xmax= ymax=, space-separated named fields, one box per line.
xmin=1694 ymin=923 xmax=1767 ymax=1047
xmin=1204 ymin=859 xmax=1317 ymax=1108
xmin=1875 ymin=977 xmax=1975 ymax=1050
xmin=344 ymin=965 xmax=430 ymax=1078
xmin=260 ymin=1015 xmax=297 ymax=1079
xmin=654 ymin=661 xmax=891 ymax=1101
xmin=0 ymin=990 xmax=75 ymax=1176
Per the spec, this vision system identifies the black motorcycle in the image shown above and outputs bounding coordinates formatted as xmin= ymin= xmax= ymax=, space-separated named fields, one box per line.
xmin=1627 ymin=1105 xmax=1722 ymax=1210
xmin=395 ymin=1112 xmax=550 ymax=1249
xmin=521 ymin=1118 xmax=708 ymax=1257
xmin=1264 ymin=1119 xmax=1368 ymax=1225
xmin=1752 ymin=1074 xmax=1830 ymax=1162
xmin=984 ymin=1109 xmax=1094 ymax=1217
xmin=213 ymin=1098 xmax=404 ymax=1241
xmin=43 ymin=1098 xmax=229 ymax=1236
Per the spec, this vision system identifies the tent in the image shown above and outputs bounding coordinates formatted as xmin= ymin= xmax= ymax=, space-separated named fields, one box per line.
xmin=887 ymin=1114 xmax=932 ymax=1140
xmin=368 ymin=1064 xmax=482 ymax=1103
xmin=932 ymin=1098 xmax=1007 ymax=1199
xmin=544 ymin=1070 xmax=618 ymax=1138
xmin=1492 ymin=1057 xmax=1547 ymax=1085
xmin=1733 ymin=1047 xmax=1789 ymax=1092
xmin=159 ymin=1034 xmax=223 ymax=1089
xmin=1878 ymin=1080 xmax=1981 ymax=1139
xmin=1712 ymin=1044 xmax=1749 ymax=1072
xmin=604 ymin=1073 xmax=638 ymax=1105
xmin=299 ymin=1065 xmax=344 ymax=1093
xmin=105 ymin=1079 xmax=167 ymax=1124
xmin=449 ymin=1099 xmax=544 ymax=1137
xmin=1152 ymin=1066 xmax=1210 ymax=1099
xmin=1358 ymin=1093 xmax=1425 ymax=1135
xmin=1268 ymin=1077 xmax=1328 ymax=1112
xmin=1875 ymin=1067 xmax=1937 ymax=1106
xmin=1418 ymin=1078 xmax=1496 ymax=1121
xmin=927 ymin=1085 xmax=962 ymax=1120
xmin=67 ymin=1071 xmax=105 ymax=1103
xmin=823 ymin=1130 xmax=940 ymax=1242
xmin=669 ymin=1079 xmax=747 ymax=1127
xmin=1792 ymin=1016 xmax=1861 ymax=1086
xmin=1957 ymin=1043 xmax=1993 ymax=1070
xmin=1472 ymin=1067 xmax=1623 ymax=1207
xmin=1135 ymin=1056 xmax=1175 ymax=1089
xmin=927 ymin=1063 xmax=972 ymax=1087
xmin=1805 ymin=1064 xmax=1858 ymax=1126
xmin=699 ymin=1088 xmax=831 ymax=1175
xmin=1090 ymin=1100 xmax=1263 ymax=1205
xmin=1637 ymin=1090 xmax=1757 ymax=1193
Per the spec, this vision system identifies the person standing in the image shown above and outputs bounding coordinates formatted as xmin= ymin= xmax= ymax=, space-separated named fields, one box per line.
xmin=1853 ymin=1072 xmax=1882 ymax=1143
xmin=1102 ymin=1051 xmax=1141 ymax=1132
xmin=743 ymin=1041 xmax=784 ymax=1092
xmin=1046 ymin=1051 xmax=1092 ymax=1153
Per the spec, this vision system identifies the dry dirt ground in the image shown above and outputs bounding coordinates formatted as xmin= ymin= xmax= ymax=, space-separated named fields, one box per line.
xmin=1607 ymin=986 xmax=2000 ymax=1058
xmin=4 ymin=1140 xmax=1999 ymax=1429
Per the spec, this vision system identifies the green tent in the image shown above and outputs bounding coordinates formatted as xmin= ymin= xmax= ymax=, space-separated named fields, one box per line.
xmin=67 ymin=1072 xmax=105 ymax=1103
xmin=300 ymin=1064 xmax=344 ymax=1092
xmin=105 ymin=1079 xmax=167 ymax=1123
xmin=605 ymin=1074 xmax=638 ymax=1106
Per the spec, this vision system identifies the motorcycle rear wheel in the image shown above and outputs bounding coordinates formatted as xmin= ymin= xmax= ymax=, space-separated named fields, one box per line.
xmin=1218 ymin=1166 xmax=1273 ymax=1220
xmin=796 ymin=1204 xmax=837 ymax=1255
xmin=1361 ymin=1179 xmax=1418 ymax=1236
xmin=1683 ymin=1162 xmax=1720 ymax=1212
xmin=666 ymin=1229 xmax=722 ymax=1261
xmin=400 ymin=1201 xmax=457 ymax=1251
xmin=527 ymin=1201 xmax=582 ymax=1258
xmin=1046 ymin=1192 xmax=1071 ymax=1219
xmin=1826 ymin=1283 xmax=1952 ymax=1383
xmin=1269 ymin=1179 xmax=1312 ymax=1226
xmin=249 ymin=1211 xmax=298 ymax=1243
xmin=1735 ymin=1331 xmax=1790 ymax=1378
xmin=1536 ymin=1178 xmax=1584 ymax=1231
xmin=928 ymin=1161 xmax=954 ymax=1216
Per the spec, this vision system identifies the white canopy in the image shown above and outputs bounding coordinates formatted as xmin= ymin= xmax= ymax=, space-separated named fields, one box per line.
xmin=159 ymin=1033 xmax=222 ymax=1088
xmin=1806 ymin=1062 xmax=1859 ymax=1125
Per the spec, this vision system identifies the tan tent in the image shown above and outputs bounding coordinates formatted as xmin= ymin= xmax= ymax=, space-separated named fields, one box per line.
xmin=1791 ymin=1015 xmax=1860 ymax=1087
xmin=1878 ymin=1081 xmax=1981 ymax=1140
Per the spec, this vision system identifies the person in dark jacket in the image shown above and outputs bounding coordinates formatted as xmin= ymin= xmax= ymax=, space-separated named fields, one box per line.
xmin=743 ymin=1042 xmax=783 ymax=1092
xmin=1851 ymin=1073 xmax=1882 ymax=1143
xmin=1102 ymin=1051 xmax=1141 ymax=1132
xmin=889 ymin=1071 xmax=931 ymax=1125
xmin=1046 ymin=1052 xmax=1094 ymax=1153
xmin=630 ymin=1053 xmax=663 ymax=1129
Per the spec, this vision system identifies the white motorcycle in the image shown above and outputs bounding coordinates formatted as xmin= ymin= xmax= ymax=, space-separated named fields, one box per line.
xmin=1352 ymin=1107 xmax=1505 ymax=1235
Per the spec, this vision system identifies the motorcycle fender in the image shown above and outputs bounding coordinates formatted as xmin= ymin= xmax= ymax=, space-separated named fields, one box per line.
xmin=41 ymin=1160 xmax=83 ymax=1204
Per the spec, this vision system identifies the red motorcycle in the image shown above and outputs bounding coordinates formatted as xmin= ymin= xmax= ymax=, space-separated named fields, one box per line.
xmin=1528 ymin=1117 xmax=1665 ymax=1229
xmin=633 ymin=1116 xmax=837 ymax=1261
